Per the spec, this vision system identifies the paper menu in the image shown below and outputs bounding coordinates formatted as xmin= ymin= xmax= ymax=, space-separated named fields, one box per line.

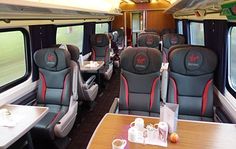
xmin=160 ymin=103 xmax=179 ymax=133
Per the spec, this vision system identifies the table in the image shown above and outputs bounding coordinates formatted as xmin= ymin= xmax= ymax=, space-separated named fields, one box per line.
xmin=80 ymin=61 xmax=104 ymax=88
xmin=87 ymin=113 xmax=236 ymax=149
xmin=0 ymin=104 xmax=48 ymax=149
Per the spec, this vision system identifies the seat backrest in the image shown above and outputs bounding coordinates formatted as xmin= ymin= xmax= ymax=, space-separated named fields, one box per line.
xmin=162 ymin=33 xmax=185 ymax=62
xmin=119 ymin=47 xmax=162 ymax=116
xmin=34 ymin=48 xmax=72 ymax=106
xmin=137 ymin=33 xmax=160 ymax=49
xmin=90 ymin=34 xmax=110 ymax=65
xmin=168 ymin=46 xmax=217 ymax=119
xmin=64 ymin=44 xmax=91 ymax=101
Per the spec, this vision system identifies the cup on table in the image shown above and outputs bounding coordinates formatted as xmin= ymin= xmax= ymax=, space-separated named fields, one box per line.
xmin=112 ymin=139 xmax=127 ymax=149
xmin=154 ymin=122 xmax=168 ymax=142
xmin=130 ymin=118 xmax=144 ymax=131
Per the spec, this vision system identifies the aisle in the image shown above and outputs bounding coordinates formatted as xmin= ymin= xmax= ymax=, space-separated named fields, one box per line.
xmin=68 ymin=69 xmax=120 ymax=149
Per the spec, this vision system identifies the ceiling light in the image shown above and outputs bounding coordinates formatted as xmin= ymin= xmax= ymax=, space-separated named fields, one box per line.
xmin=151 ymin=0 xmax=158 ymax=3
xmin=123 ymin=0 xmax=135 ymax=4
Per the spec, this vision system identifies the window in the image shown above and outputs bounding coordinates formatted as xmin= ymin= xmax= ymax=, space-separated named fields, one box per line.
xmin=95 ymin=23 xmax=109 ymax=34
xmin=228 ymin=27 xmax=236 ymax=91
xmin=177 ymin=20 xmax=183 ymax=35
xmin=189 ymin=22 xmax=205 ymax=45
xmin=57 ymin=25 xmax=84 ymax=51
xmin=0 ymin=30 xmax=27 ymax=88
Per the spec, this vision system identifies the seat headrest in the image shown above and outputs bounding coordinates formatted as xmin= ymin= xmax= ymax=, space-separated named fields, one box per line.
xmin=137 ymin=34 xmax=160 ymax=48
xmin=34 ymin=48 xmax=71 ymax=71
xmin=121 ymin=47 xmax=162 ymax=74
xmin=163 ymin=33 xmax=185 ymax=49
xmin=90 ymin=34 xmax=109 ymax=47
xmin=53 ymin=44 xmax=80 ymax=62
xmin=169 ymin=46 xmax=217 ymax=76
xmin=66 ymin=45 xmax=80 ymax=62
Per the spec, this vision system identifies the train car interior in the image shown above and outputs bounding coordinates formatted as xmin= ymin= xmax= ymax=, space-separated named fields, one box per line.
xmin=0 ymin=0 xmax=236 ymax=149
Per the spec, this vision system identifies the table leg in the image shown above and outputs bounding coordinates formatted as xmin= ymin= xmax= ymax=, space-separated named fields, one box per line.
xmin=97 ymin=69 xmax=101 ymax=87
xmin=26 ymin=132 xmax=34 ymax=149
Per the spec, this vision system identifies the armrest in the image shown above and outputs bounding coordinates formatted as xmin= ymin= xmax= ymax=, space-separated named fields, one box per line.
xmin=83 ymin=52 xmax=92 ymax=60
xmin=85 ymin=75 xmax=96 ymax=89
xmin=109 ymin=98 xmax=119 ymax=113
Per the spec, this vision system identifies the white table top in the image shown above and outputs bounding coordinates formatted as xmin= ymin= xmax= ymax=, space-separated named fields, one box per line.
xmin=80 ymin=61 xmax=105 ymax=72
xmin=0 ymin=104 xmax=48 ymax=149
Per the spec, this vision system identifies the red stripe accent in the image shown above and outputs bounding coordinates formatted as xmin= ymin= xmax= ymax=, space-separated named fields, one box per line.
xmin=169 ymin=77 xmax=178 ymax=104
xmin=49 ymin=111 xmax=61 ymax=125
xmin=121 ymin=74 xmax=129 ymax=108
xmin=61 ymin=74 xmax=69 ymax=104
xmin=39 ymin=72 xmax=46 ymax=102
xmin=150 ymin=77 xmax=160 ymax=109
xmin=92 ymin=49 xmax=96 ymax=60
xmin=202 ymin=79 xmax=213 ymax=115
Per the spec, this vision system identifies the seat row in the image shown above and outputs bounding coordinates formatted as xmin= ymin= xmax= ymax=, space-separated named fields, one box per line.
xmin=137 ymin=32 xmax=185 ymax=62
xmin=112 ymin=44 xmax=217 ymax=122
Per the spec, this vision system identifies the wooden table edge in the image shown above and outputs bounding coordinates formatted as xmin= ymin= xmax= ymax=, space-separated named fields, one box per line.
xmin=86 ymin=113 xmax=235 ymax=148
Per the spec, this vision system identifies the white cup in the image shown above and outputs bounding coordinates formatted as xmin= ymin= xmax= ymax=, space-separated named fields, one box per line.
xmin=130 ymin=118 xmax=144 ymax=131
xmin=128 ymin=127 xmax=143 ymax=143
xmin=112 ymin=139 xmax=127 ymax=149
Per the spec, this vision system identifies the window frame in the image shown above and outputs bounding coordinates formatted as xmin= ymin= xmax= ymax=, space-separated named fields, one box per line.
xmin=56 ymin=23 xmax=85 ymax=54
xmin=95 ymin=22 xmax=109 ymax=34
xmin=188 ymin=21 xmax=205 ymax=46
xmin=177 ymin=20 xmax=183 ymax=35
xmin=226 ymin=25 xmax=236 ymax=97
xmin=0 ymin=28 xmax=31 ymax=93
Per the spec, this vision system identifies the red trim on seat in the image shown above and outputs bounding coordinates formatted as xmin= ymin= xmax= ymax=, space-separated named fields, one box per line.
xmin=121 ymin=74 xmax=129 ymax=108
xmin=61 ymin=74 xmax=70 ymax=104
xmin=39 ymin=72 xmax=46 ymax=102
xmin=169 ymin=77 xmax=178 ymax=104
xmin=92 ymin=49 xmax=96 ymax=60
xmin=202 ymin=79 xmax=213 ymax=115
xmin=49 ymin=111 xmax=61 ymax=125
xmin=150 ymin=77 xmax=160 ymax=110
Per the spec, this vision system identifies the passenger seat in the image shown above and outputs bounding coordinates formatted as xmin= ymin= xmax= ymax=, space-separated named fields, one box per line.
xmin=118 ymin=47 xmax=162 ymax=116
xmin=90 ymin=34 xmax=113 ymax=80
xmin=168 ymin=46 xmax=217 ymax=121
xmin=66 ymin=44 xmax=99 ymax=102
xmin=32 ymin=48 xmax=78 ymax=140
xmin=162 ymin=33 xmax=185 ymax=62
xmin=137 ymin=33 xmax=160 ymax=49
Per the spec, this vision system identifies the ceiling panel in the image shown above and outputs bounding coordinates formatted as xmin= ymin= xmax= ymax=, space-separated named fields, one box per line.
xmin=131 ymin=0 xmax=150 ymax=4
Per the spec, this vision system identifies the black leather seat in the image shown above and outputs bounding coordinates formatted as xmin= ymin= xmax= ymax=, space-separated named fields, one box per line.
xmin=66 ymin=44 xmax=99 ymax=102
xmin=162 ymin=33 xmax=185 ymax=62
xmin=137 ymin=33 xmax=160 ymax=49
xmin=167 ymin=46 xmax=217 ymax=121
xmin=90 ymin=34 xmax=113 ymax=80
xmin=118 ymin=47 xmax=162 ymax=116
xmin=33 ymin=48 xmax=78 ymax=140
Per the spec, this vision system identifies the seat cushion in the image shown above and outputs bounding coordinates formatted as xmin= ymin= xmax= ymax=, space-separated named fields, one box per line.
xmin=32 ymin=104 xmax=68 ymax=140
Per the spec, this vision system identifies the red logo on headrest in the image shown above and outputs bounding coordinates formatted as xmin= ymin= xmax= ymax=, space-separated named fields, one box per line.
xmin=146 ymin=35 xmax=154 ymax=45
xmin=188 ymin=54 xmax=199 ymax=63
xmin=47 ymin=54 xmax=56 ymax=62
xmin=136 ymin=55 xmax=146 ymax=65
xmin=170 ymin=35 xmax=178 ymax=44
xmin=96 ymin=36 xmax=102 ymax=43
